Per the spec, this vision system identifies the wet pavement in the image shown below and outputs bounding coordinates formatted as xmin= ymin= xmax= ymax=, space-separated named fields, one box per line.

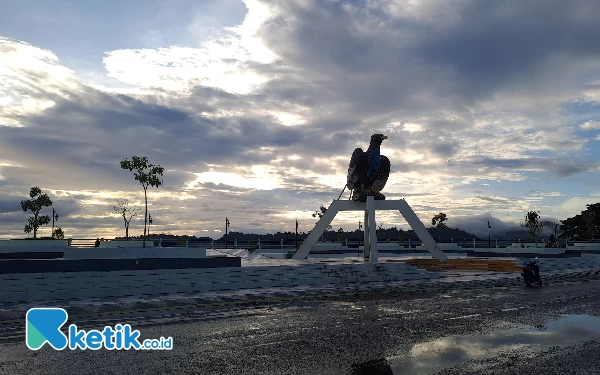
xmin=1 ymin=278 xmax=600 ymax=374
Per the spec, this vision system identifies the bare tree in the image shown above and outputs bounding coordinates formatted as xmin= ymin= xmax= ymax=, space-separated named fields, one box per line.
xmin=112 ymin=199 xmax=142 ymax=239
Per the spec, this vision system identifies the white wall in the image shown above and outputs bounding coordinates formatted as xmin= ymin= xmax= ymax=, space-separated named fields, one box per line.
xmin=0 ymin=239 xmax=69 ymax=248
xmin=63 ymin=247 xmax=206 ymax=259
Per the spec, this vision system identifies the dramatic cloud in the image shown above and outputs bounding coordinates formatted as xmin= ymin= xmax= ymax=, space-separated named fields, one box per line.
xmin=1 ymin=0 xmax=600 ymax=239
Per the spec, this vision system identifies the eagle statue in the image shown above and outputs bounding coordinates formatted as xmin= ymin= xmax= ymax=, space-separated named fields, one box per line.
xmin=346 ymin=134 xmax=390 ymax=202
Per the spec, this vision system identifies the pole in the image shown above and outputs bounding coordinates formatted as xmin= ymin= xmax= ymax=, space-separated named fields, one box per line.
xmin=52 ymin=209 xmax=55 ymax=239
xmin=488 ymin=221 xmax=491 ymax=248
xmin=295 ymin=220 xmax=298 ymax=251
xmin=225 ymin=217 xmax=230 ymax=249
xmin=358 ymin=220 xmax=362 ymax=250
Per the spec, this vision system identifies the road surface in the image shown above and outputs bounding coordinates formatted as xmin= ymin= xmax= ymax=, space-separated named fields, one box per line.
xmin=1 ymin=278 xmax=600 ymax=374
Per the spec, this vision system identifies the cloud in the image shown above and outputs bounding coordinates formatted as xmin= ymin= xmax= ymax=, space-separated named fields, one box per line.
xmin=581 ymin=120 xmax=600 ymax=130
xmin=453 ymin=156 xmax=598 ymax=178
xmin=1 ymin=1 xmax=600 ymax=238
xmin=0 ymin=198 xmax=21 ymax=214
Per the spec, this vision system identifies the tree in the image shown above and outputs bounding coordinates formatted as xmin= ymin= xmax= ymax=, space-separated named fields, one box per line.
xmin=582 ymin=203 xmax=600 ymax=239
xmin=376 ymin=222 xmax=387 ymax=240
xmin=523 ymin=210 xmax=543 ymax=242
xmin=112 ymin=199 xmax=142 ymax=239
xmin=120 ymin=156 xmax=165 ymax=248
xmin=546 ymin=234 xmax=558 ymax=248
xmin=53 ymin=227 xmax=65 ymax=239
xmin=20 ymin=186 xmax=53 ymax=238
xmin=431 ymin=212 xmax=448 ymax=229
xmin=559 ymin=213 xmax=586 ymax=240
xmin=558 ymin=203 xmax=600 ymax=240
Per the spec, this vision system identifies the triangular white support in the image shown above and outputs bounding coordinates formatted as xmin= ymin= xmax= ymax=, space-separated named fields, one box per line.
xmin=293 ymin=197 xmax=448 ymax=262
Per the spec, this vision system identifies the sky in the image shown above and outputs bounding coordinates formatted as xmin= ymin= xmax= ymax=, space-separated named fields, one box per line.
xmin=1 ymin=0 xmax=600 ymax=240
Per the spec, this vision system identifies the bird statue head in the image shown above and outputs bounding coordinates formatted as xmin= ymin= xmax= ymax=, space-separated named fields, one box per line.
xmin=370 ymin=134 xmax=388 ymax=146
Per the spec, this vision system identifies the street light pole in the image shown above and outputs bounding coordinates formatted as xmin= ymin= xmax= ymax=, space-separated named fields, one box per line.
xmin=358 ymin=220 xmax=362 ymax=249
xmin=52 ymin=209 xmax=59 ymax=239
xmin=488 ymin=221 xmax=491 ymax=248
xmin=225 ymin=217 xmax=230 ymax=249
xmin=295 ymin=219 xmax=299 ymax=251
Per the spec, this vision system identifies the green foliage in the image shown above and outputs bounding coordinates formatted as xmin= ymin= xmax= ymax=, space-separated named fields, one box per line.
xmin=120 ymin=156 xmax=164 ymax=246
xmin=248 ymin=237 xmax=256 ymax=252
xmin=53 ymin=227 xmax=65 ymax=239
xmin=560 ymin=203 xmax=600 ymax=240
xmin=397 ymin=235 xmax=404 ymax=246
xmin=20 ymin=186 xmax=53 ymax=238
xmin=431 ymin=212 xmax=449 ymax=229
xmin=546 ymin=234 xmax=559 ymax=248
xmin=120 ymin=156 xmax=165 ymax=190
xmin=523 ymin=210 xmax=543 ymax=242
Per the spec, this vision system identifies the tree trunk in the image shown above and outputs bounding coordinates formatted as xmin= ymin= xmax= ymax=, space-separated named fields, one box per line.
xmin=33 ymin=213 xmax=38 ymax=238
xmin=143 ymin=187 xmax=148 ymax=248
xmin=125 ymin=221 xmax=129 ymax=239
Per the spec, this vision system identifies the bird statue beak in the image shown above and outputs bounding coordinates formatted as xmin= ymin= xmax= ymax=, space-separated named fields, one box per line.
xmin=382 ymin=135 xmax=388 ymax=140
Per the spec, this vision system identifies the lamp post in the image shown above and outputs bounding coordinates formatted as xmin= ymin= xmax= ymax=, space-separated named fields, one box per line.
xmin=148 ymin=214 xmax=153 ymax=241
xmin=488 ymin=221 xmax=491 ymax=248
xmin=358 ymin=220 xmax=363 ymax=249
xmin=225 ymin=217 xmax=230 ymax=249
xmin=295 ymin=219 xmax=299 ymax=251
xmin=52 ymin=209 xmax=59 ymax=239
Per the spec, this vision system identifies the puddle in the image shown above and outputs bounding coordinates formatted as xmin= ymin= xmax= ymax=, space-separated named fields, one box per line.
xmin=349 ymin=314 xmax=600 ymax=375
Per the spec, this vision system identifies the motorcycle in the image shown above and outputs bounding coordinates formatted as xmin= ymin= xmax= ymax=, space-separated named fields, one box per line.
xmin=522 ymin=257 xmax=542 ymax=287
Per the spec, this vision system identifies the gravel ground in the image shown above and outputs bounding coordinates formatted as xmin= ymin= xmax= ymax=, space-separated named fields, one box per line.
xmin=1 ymin=279 xmax=600 ymax=374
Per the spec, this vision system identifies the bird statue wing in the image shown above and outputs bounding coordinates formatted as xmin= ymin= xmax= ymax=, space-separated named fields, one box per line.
xmin=347 ymin=147 xmax=364 ymax=190
xmin=369 ymin=155 xmax=390 ymax=193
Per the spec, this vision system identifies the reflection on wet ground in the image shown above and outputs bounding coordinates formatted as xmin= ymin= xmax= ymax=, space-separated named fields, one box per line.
xmin=352 ymin=314 xmax=600 ymax=375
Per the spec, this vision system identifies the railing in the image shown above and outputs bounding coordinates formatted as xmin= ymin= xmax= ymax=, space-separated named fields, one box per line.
xmin=69 ymin=239 xmax=98 ymax=248
xmin=64 ymin=238 xmax=580 ymax=250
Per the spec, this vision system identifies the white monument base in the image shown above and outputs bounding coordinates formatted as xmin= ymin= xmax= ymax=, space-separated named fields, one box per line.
xmin=293 ymin=197 xmax=448 ymax=263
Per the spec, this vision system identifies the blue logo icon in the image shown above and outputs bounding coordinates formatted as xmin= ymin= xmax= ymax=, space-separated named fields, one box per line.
xmin=26 ymin=308 xmax=68 ymax=350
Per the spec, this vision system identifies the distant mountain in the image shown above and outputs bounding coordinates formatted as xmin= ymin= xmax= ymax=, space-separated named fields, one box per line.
xmin=490 ymin=220 xmax=563 ymax=241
